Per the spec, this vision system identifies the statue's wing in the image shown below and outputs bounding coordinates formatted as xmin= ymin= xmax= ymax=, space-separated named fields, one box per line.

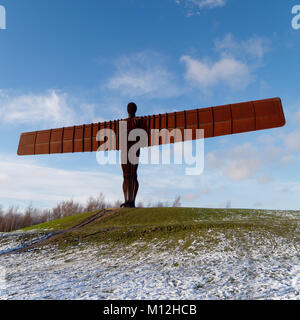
xmin=17 ymin=97 xmax=285 ymax=155
xmin=17 ymin=120 xmax=121 ymax=156
xmin=144 ymin=97 xmax=286 ymax=146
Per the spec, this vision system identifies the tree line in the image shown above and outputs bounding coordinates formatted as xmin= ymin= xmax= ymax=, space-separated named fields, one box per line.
xmin=0 ymin=194 xmax=181 ymax=232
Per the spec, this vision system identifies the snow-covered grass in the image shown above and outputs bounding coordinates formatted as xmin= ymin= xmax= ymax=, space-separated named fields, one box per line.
xmin=0 ymin=208 xmax=299 ymax=300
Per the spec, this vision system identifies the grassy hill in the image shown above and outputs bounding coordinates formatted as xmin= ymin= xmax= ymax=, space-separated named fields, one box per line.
xmin=1 ymin=207 xmax=299 ymax=299
xmin=20 ymin=207 xmax=300 ymax=250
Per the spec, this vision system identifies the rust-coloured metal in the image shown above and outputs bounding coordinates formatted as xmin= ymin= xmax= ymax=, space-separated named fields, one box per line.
xmin=17 ymin=97 xmax=286 ymax=208
xmin=18 ymin=97 xmax=285 ymax=156
xmin=120 ymin=103 xmax=144 ymax=208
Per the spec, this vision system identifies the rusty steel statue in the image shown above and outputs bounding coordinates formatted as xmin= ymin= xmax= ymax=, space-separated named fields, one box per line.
xmin=120 ymin=102 xmax=144 ymax=208
xmin=17 ymin=98 xmax=286 ymax=208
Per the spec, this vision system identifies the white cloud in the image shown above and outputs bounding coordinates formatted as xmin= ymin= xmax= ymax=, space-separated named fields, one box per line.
xmin=0 ymin=90 xmax=76 ymax=127
xmin=206 ymin=152 xmax=221 ymax=168
xmin=193 ymin=0 xmax=226 ymax=9
xmin=0 ymin=154 xmax=123 ymax=209
xmin=205 ymin=120 xmax=300 ymax=185
xmin=225 ymin=157 xmax=261 ymax=181
xmin=282 ymin=129 xmax=300 ymax=151
xmin=214 ymin=33 xmax=271 ymax=59
xmin=257 ymin=134 xmax=276 ymax=145
xmin=0 ymin=90 xmax=101 ymax=128
xmin=107 ymin=52 xmax=180 ymax=99
xmin=176 ymin=0 xmax=226 ymax=13
xmin=181 ymin=34 xmax=271 ymax=93
xmin=206 ymin=143 xmax=263 ymax=182
xmin=181 ymin=55 xmax=252 ymax=93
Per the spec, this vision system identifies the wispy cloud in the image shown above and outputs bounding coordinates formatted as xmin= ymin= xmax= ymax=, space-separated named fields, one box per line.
xmin=281 ymin=129 xmax=300 ymax=151
xmin=0 ymin=154 xmax=122 ymax=209
xmin=205 ymin=107 xmax=300 ymax=185
xmin=180 ymin=34 xmax=271 ymax=94
xmin=176 ymin=0 xmax=227 ymax=15
xmin=0 ymin=90 xmax=75 ymax=127
xmin=214 ymin=33 xmax=271 ymax=60
xmin=106 ymin=52 xmax=181 ymax=99
xmin=0 ymin=90 xmax=99 ymax=128
xmin=181 ymin=55 xmax=252 ymax=93
xmin=206 ymin=143 xmax=263 ymax=182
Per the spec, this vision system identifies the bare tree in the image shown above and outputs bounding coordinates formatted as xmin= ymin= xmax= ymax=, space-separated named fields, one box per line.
xmin=0 ymin=193 xmax=185 ymax=232
xmin=172 ymin=196 xmax=181 ymax=208
xmin=84 ymin=193 xmax=106 ymax=212
xmin=52 ymin=200 xmax=84 ymax=219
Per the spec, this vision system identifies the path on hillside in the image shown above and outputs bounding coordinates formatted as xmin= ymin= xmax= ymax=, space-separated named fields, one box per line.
xmin=0 ymin=208 xmax=114 ymax=256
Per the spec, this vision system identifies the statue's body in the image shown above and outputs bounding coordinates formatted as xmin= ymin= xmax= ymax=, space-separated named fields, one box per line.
xmin=120 ymin=103 xmax=145 ymax=208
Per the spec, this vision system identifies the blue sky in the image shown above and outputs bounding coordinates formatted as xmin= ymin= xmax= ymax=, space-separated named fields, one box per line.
xmin=1 ymin=0 xmax=300 ymax=210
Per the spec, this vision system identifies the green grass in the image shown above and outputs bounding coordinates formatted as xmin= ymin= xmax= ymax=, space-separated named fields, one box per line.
xmin=20 ymin=207 xmax=299 ymax=250
xmin=22 ymin=210 xmax=98 ymax=232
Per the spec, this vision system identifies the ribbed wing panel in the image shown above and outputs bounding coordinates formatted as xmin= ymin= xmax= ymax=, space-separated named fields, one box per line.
xmin=18 ymin=121 xmax=119 ymax=155
xmin=147 ymin=97 xmax=285 ymax=146
xmin=17 ymin=98 xmax=285 ymax=155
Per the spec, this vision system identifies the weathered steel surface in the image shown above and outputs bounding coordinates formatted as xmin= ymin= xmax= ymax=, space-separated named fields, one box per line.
xmin=17 ymin=97 xmax=285 ymax=156
xmin=17 ymin=98 xmax=286 ymax=208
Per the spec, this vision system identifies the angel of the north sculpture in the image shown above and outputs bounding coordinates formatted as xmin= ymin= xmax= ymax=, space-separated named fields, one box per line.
xmin=17 ymin=97 xmax=285 ymax=208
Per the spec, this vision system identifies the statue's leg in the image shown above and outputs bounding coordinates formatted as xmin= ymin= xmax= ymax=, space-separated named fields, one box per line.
xmin=120 ymin=172 xmax=138 ymax=208
xmin=121 ymin=164 xmax=130 ymax=207
xmin=130 ymin=165 xmax=139 ymax=208
xmin=130 ymin=149 xmax=140 ymax=207
xmin=120 ymin=150 xmax=140 ymax=208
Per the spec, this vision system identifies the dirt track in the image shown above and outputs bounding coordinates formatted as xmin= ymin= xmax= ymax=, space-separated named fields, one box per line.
xmin=0 ymin=209 xmax=114 ymax=256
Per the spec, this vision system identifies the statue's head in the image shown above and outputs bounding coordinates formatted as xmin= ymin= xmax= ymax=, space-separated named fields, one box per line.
xmin=127 ymin=102 xmax=137 ymax=118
